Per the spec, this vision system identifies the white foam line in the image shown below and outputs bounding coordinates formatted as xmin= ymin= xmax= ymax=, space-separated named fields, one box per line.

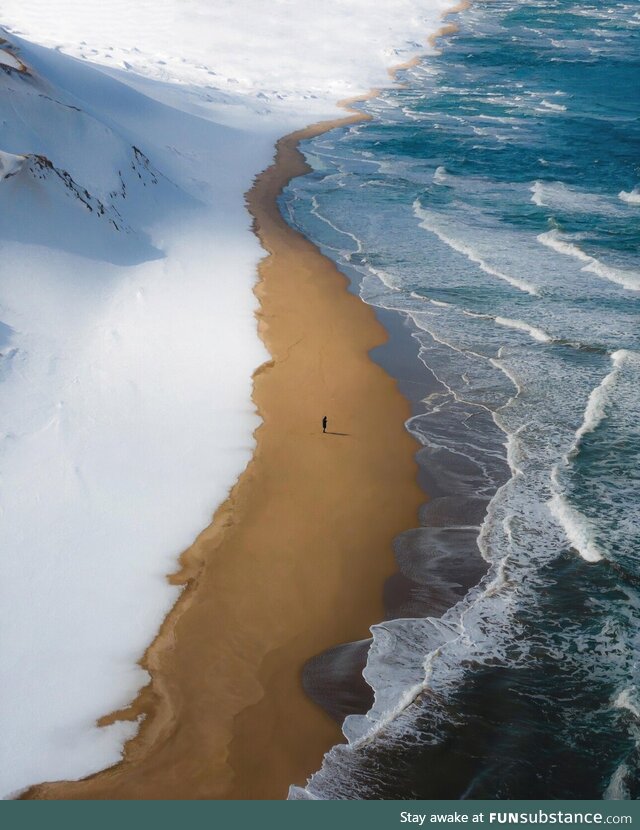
xmin=572 ymin=350 xmax=628 ymax=447
xmin=365 ymin=263 xmax=402 ymax=291
xmin=548 ymin=494 xmax=604 ymax=563
xmin=410 ymin=315 xmax=498 ymax=373
xmin=538 ymin=230 xmax=640 ymax=292
xmin=540 ymin=99 xmax=567 ymax=111
xmin=494 ymin=316 xmax=551 ymax=343
xmin=312 ymin=343 xmax=523 ymax=756
xmin=547 ymin=350 xmax=638 ymax=565
xmin=413 ymin=200 xmax=540 ymax=296
xmin=409 ymin=290 xmax=452 ymax=307
xmin=619 ymin=187 xmax=640 ymax=205
xmin=344 ymin=616 xmax=462 ymax=749
xmin=309 ymin=195 xmax=363 ymax=253
xmin=463 ymin=308 xmax=551 ymax=343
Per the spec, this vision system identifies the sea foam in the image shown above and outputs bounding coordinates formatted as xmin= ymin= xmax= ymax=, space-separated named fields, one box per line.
xmin=494 ymin=316 xmax=551 ymax=343
xmin=548 ymin=350 xmax=636 ymax=564
xmin=414 ymin=200 xmax=539 ymax=295
xmin=572 ymin=350 xmax=629 ymax=447
xmin=540 ymin=99 xmax=567 ymax=111
xmin=537 ymin=230 xmax=640 ymax=291
xmin=531 ymin=181 xmax=622 ymax=215
xmin=548 ymin=494 xmax=604 ymax=563
xmin=433 ymin=165 xmax=448 ymax=184
xmin=619 ymin=188 xmax=640 ymax=205
xmin=614 ymin=687 xmax=640 ymax=720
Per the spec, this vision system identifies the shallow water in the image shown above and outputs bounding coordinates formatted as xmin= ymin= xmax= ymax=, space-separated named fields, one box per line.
xmin=283 ymin=0 xmax=640 ymax=799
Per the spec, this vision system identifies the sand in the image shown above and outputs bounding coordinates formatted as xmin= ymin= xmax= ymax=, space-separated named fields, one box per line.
xmin=24 ymin=110 xmax=424 ymax=800
xmin=24 ymin=6 xmax=468 ymax=801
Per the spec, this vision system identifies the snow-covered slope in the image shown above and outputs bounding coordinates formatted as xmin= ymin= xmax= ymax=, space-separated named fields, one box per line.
xmin=0 ymin=0 xmax=451 ymax=798
xmin=0 ymin=31 xmax=271 ymax=797
xmin=1 ymin=0 xmax=448 ymax=118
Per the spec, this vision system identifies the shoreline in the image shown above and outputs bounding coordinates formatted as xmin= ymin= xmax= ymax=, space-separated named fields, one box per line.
xmin=24 ymin=5 xmax=466 ymax=801
xmin=25 ymin=110 xmax=424 ymax=800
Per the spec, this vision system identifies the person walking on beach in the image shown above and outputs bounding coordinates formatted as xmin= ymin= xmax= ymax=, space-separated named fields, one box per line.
xmin=322 ymin=415 xmax=327 ymax=433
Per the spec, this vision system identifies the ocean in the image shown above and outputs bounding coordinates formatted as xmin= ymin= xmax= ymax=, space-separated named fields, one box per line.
xmin=283 ymin=0 xmax=640 ymax=799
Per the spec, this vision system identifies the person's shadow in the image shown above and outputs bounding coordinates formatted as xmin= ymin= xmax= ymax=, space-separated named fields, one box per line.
xmin=325 ymin=431 xmax=350 ymax=436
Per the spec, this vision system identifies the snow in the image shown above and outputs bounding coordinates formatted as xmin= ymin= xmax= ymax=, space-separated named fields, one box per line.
xmin=0 ymin=149 xmax=24 ymax=179
xmin=0 ymin=0 xmax=451 ymax=798
xmin=0 ymin=47 xmax=22 ymax=69
xmin=0 ymin=1 xmax=448 ymax=118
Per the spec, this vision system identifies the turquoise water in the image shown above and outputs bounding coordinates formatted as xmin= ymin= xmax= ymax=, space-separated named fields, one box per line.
xmin=284 ymin=0 xmax=640 ymax=799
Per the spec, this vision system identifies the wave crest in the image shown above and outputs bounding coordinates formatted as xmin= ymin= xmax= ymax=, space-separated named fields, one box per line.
xmin=415 ymin=200 xmax=539 ymax=295
xmin=619 ymin=188 xmax=640 ymax=205
xmin=537 ymin=230 xmax=640 ymax=291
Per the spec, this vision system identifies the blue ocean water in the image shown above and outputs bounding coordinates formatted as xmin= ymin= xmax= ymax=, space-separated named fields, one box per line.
xmin=284 ymin=0 xmax=640 ymax=800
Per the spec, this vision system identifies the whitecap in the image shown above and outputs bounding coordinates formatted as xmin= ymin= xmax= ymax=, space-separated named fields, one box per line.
xmin=414 ymin=201 xmax=539 ymax=295
xmin=409 ymin=292 xmax=451 ymax=307
xmin=548 ymin=494 xmax=604 ymax=563
xmin=540 ymin=99 xmax=567 ymax=111
xmin=530 ymin=180 xmax=622 ymax=215
xmin=570 ymin=350 xmax=630 ymax=447
xmin=537 ymin=230 xmax=640 ymax=291
xmin=584 ymin=259 xmax=640 ymax=292
xmin=366 ymin=262 xmax=401 ymax=291
xmin=618 ymin=187 xmax=640 ymax=205
xmin=614 ymin=687 xmax=640 ymax=720
xmin=494 ymin=316 xmax=551 ymax=342
xmin=547 ymin=350 xmax=639 ymax=564
xmin=463 ymin=309 xmax=551 ymax=343
xmin=538 ymin=229 xmax=592 ymax=261
xmin=433 ymin=165 xmax=448 ymax=184
xmin=530 ymin=181 xmax=547 ymax=206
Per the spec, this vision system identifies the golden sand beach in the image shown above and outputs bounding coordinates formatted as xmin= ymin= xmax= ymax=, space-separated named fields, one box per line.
xmin=25 ymin=112 xmax=423 ymax=800
xmin=25 ymin=7 xmax=465 ymax=801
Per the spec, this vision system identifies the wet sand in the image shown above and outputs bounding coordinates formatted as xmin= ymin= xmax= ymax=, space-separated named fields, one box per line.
xmin=25 ymin=112 xmax=424 ymax=800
